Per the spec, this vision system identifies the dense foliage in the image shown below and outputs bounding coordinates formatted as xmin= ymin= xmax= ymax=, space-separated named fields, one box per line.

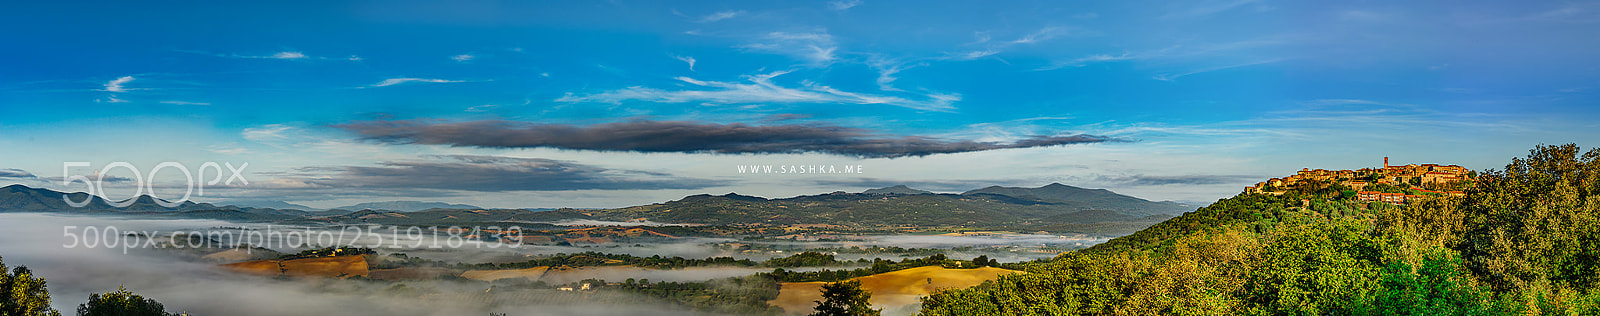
xmin=1 ymin=257 xmax=61 ymax=316
xmin=765 ymin=252 xmax=840 ymax=268
xmin=462 ymin=251 xmax=759 ymax=270
xmin=279 ymin=246 xmax=375 ymax=260
xmin=75 ymin=287 xmax=174 ymax=316
xmin=919 ymin=144 xmax=1600 ymax=315
xmin=765 ymin=254 xmax=993 ymax=283
xmin=612 ymin=275 xmax=785 ymax=315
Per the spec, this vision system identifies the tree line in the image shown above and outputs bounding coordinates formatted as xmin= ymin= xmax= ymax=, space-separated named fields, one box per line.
xmin=918 ymin=144 xmax=1600 ymax=315
xmin=2 ymin=256 xmax=178 ymax=316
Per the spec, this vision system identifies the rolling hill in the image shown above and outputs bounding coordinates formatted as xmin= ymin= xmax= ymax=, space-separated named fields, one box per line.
xmin=0 ymin=184 xmax=216 ymax=212
xmin=327 ymin=201 xmax=483 ymax=212
xmin=862 ymin=185 xmax=934 ymax=195
xmin=0 ymin=183 xmax=1195 ymax=229
xmin=963 ymin=183 xmax=1196 ymax=215
xmin=585 ymin=183 xmax=1196 ymax=227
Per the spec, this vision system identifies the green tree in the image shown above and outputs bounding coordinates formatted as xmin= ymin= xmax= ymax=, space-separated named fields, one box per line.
xmin=1356 ymin=249 xmax=1509 ymax=315
xmin=75 ymin=287 xmax=173 ymax=316
xmin=1458 ymin=144 xmax=1600 ymax=292
xmin=1242 ymin=220 xmax=1381 ymax=315
xmin=1 ymin=256 xmax=63 ymax=316
xmin=811 ymin=280 xmax=881 ymax=316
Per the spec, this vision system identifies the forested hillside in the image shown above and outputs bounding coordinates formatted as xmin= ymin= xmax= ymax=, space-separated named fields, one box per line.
xmin=591 ymin=183 xmax=1194 ymax=227
xmin=919 ymin=144 xmax=1600 ymax=315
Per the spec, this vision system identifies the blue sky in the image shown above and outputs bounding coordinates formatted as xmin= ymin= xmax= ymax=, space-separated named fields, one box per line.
xmin=2 ymin=0 xmax=1598 ymax=208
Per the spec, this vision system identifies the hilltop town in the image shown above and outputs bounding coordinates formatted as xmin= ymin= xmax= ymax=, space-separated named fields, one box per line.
xmin=1246 ymin=157 xmax=1474 ymax=204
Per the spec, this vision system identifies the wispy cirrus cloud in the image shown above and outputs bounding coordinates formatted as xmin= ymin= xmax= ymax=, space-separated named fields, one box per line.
xmin=159 ymin=100 xmax=210 ymax=106
xmin=451 ymin=54 xmax=475 ymax=62
xmin=949 ymin=26 xmax=1072 ymax=61
xmin=1036 ymin=52 xmax=1139 ymax=70
xmin=828 ymin=0 xmax=863 ymax=11
xmin=101 ymin=76 xmax=135 ymax=92
xmin=671 ymin=55 xmax=696 ymax=71
xmin=1152 ymin=58 xmax=1283 ymax=81
xmin=334 ymin=119 xmax=1117 ymax=158
xmin=95 ymin=96 xmax=129 ymax=103
xmin=696 ymin=10 xmax=745 ymax=23
xmin=945 ymin=50 xmax=1000 ymax=61
xmin=1038 ymin=40 xmax=1279 ymax=71
xmin=1008 ymin=27 xmax=1070 ymax=45
xmin=368 ymin=78 xmax=466 ymax=88
xmin=242 ymin=124 xmax=295 ymax=143
xmin=1162 ymin=0 xmax=1264 ymax=18
xmin=866 ymin=56 xmax=924 ymax=91
xmin=742 ymin=31 xmax=838 ymax=65
xmin=182 ymin=50 xmax=361 ymax=61
xmin=555 ymin=70 xmax=959 ymax=111
xmin=95 ymin=76 xmax=137 ymax=103
xmin=271 ymin=51 xmax=307 ymax=59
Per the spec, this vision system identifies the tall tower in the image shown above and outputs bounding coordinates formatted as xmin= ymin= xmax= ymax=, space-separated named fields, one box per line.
xmin=1384 ymin=157 xmax=1389 ymax=168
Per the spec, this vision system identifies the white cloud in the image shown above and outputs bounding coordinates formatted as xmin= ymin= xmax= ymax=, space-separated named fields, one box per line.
xmin=242 ymin=124 xmax=295 ymax=143
xmin=194 ymin=50 xmax=357 ymax=61
xmin=159 ymin=100 xmax=210 ymax=106
xmin=672 ymin=55 xmax=697 ymax=71
xmin=969 ymin=32 xmax=992 ymax=45
xmin=102 ymin=76 xmax=134 ymax=92
xmin=466 ymin=104 xmax=498 ymax=112
xmin=948 ymin=50 xmax=1000 ymax=60
xmin=271 ymin=51 xmax=308 ymax=59
xmin=1036 ymin=41 xmax=1272 ymax=71
xmin=540 ymin=72 xmax=551 ymax=77
xmin=697 ymin=10 xmax=745 ymax=23
xmin=96 ymin=77 xmax=134 ymax=103
xmin=556 ymin=70 xmax=958 ymax=111
xmin=368 ymin=78 xmax=466 ymax=87
xmin=742 ymin=31 xmax=838 ymax=65
xmin=828 ymin=0 xmax=862 ymax=11
xmin=1152 ymin=58 xmax=1283 ymax=81
xmin=953 ymin=27 xmax=1069 ymax=60
xmin=206 ymin=144 xmax=249 ymax=155
xmin=1035 ymin=52 xmax=1136 ymax=70
xmin=867 ymin=56 xmax=924 ymax=91
xmin=1009 ymin=27 xmax=1068 ymax=45
xmin=1300 ymin=99 xmax=1395 ymax=107
xmin=1163 ymin=0 xmax=1262 ymax=18
xmin=452 ymin=54 xmax=475 ymax=62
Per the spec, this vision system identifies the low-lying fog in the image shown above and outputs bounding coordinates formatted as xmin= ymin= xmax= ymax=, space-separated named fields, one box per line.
xmin=0 ymin=213 xmax=1106 ymax=315
xmin=0 ymin=213 xmax=704 ymax=316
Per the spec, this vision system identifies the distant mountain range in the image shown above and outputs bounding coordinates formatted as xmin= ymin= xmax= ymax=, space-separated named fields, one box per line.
xmin=223 ymin=200 xmax=322 ymax=211
xmin=327 ymin=201 xmax=483 ymax=212
xmin=0 ymin=184 xmax=217 ymax=212
xmin=0 ymin=183 xmax=1197 ymax=228
xmin=589 ymin=183 xmax=1196 ymax=226
xmin=961 ymin=183 xmax=1194 ymax=216
xmin=861 ymin=185 xmax=934 ymax=195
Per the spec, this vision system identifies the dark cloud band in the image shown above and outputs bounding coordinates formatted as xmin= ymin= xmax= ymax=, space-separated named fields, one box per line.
xmin=306 ymin=155 xmax=725 ymax=192
xmin=0 ymin=168 xmax=36 ymax=178
xmin=334 ymin=120 xmax=1116 ymax=158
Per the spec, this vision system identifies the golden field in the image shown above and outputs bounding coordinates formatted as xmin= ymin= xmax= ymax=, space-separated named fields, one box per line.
xmin=770 ymin=266 xmax=1022 ymax=315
